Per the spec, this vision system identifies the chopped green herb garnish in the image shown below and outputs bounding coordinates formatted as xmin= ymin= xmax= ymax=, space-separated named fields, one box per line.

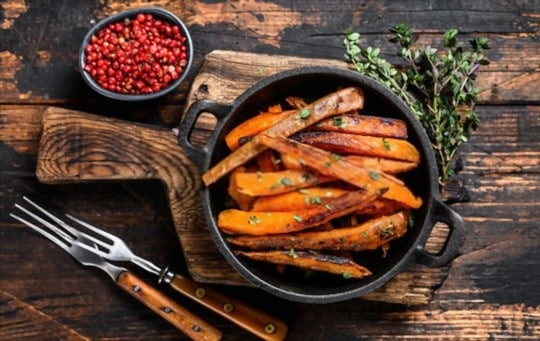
xmin=369 ymin=171 xmax=380 ymax=180
xmin=361 ymin=231 xmax=368 ymax=238
xmin=324 ymin=161 xmax=332 ymax=167
xmin=333 ymin=116 xmax=346 ymax=128
xmin=310 ymin=195 xmax=322 ymax=205
xmin=299 ymin=108 xmax=311 ymax=119
xmin=293 ymin=214 xmax=303 ymax=222
xmin=325 ymin=204 xmax=333 ymax=210
xmin=298 ymin=188 xmax=310 ymax=194
xmin=302 ymin=172 xmax=313 ymax=180
xmin=280 ymin=177 xmax=292 ymax=186
xmin=382 ymin=138 xmax=391 ymax=151
xmin=248 ymin=215 xmax=262 ymax=225
xmin=288 ymin=248 xmax=298 ymax=258
xmin=380 ymin=228 xmax=394 ymax=238
xmin=331 ymin=153 xmax=342 ymax=161
xmin=408 ymin=213 xmax=415 ymax=228
xmin=342 ymin=272 xmax=353 ymax=279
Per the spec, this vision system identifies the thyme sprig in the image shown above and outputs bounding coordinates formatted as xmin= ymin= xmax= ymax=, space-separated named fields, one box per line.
xmin=344 ymin=24 xmax=489 ymax=183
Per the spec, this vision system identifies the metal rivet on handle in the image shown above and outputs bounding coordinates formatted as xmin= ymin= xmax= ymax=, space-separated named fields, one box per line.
xmin=133 ymin=285 xmax=141 ymax=292
xmin=223 ymin=303 xmax=234 ymax=313
xmin=195 ymin=288 xmax=206 ymax=298
xmin=163 ymin=306 xmax=172 ymax=313
xmin=192 ymin=325 xmax=201 ymax=332
xmin=265 ymin=323 xmax=276 ymax=334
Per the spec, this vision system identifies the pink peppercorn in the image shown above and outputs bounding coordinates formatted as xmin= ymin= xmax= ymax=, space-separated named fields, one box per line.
xmin=83 ymin=13 xmax=189 ymax=95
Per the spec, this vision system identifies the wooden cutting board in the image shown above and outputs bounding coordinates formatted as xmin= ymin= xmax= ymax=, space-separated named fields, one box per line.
xmin=36 ymin=50 xmax=452 ymax=305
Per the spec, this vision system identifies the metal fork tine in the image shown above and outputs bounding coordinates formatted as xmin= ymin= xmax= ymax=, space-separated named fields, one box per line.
xmin=20 ymin=198 xmax=160 ymax=276
xmin=22 ymin=196 xmax=112 ymax=251
xmin=22 ymin=196 xmax=75 ymax=236
xmin=10 ymin=213 xmax=71 ymax=252
xmin=14 ymin=203 xmax=74 ymax=244
xmin=66 ymin=213 xmax=117 ymax=243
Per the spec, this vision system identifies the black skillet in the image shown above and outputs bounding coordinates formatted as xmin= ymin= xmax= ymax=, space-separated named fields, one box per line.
xmin=177 ymin=66 xmax=464 ymax=304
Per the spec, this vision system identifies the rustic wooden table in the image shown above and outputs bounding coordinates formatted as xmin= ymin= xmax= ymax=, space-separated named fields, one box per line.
xmin=1 ymin=1 xmax=539 ymax=340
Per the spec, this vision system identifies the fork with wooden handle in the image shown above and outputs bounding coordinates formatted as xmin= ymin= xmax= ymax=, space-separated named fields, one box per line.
xmin=11 ymin=199 xmax=222 ymax=341
xmin=17 ymin=197 xmax=288 ymax=341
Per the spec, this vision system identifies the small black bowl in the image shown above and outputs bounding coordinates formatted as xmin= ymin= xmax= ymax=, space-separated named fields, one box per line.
xmin=79 ymin=7 xmax=193 ymax=101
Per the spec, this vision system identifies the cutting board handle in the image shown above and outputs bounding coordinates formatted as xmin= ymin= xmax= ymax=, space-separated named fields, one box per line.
xmin=36 ymin=107 xmax=209 ymax=265
xmin=178 ymin=100 xmax=232 ymax=171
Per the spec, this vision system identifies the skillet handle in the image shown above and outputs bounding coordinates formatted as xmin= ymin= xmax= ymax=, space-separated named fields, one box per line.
xmin=178 ymin=100 xmax=232 ymax=170
xmin=414 ymin=197 xmax=465 ymax=267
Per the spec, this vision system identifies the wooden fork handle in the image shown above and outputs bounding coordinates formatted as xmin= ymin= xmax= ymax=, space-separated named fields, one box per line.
xmin=116 ymin=271 xmax=222 ymax=341
xmin=168 ymin=275 xmax=288 ymax=341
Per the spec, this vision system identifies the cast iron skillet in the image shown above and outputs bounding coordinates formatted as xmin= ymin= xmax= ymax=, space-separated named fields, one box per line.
xmin=178 ymin=66 xmax=465 ymax=304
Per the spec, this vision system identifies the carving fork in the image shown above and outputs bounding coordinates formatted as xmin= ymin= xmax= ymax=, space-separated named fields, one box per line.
xmin=12 ymin=197 xmax=287 ymax=341
xmin=11 ymin=198 xmax=222 ymax=341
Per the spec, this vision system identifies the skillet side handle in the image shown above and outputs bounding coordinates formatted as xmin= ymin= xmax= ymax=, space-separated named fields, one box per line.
xmin=415 ymin=198 xmax=465 ymax=267
xmin=178 ymin=100 xmax=232 ymax=170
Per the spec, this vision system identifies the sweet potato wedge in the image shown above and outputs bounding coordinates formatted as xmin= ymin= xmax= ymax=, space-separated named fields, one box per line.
xmin=267 ymin=103 xmax=283 ymax=113
xmin=285 ymin=96 xmax=308 ymax=109
xmin=235 ymin=250 xmax=372 ymax=278
xmin=225 ymin=110 xmax=293 ymax=150
xmin=346 ymin=156 xmax=418 ymax=174
xmin=202 ymin=87 xmax=365 ymax=186
xmin=217 ymin=189 xmax=386 ymax=235
xmin=314 ymin=112 xmax=408 ymax=138
xmin=251 ymin=187 xmax=404 ymax=215
xmin=227 ymin=167 xmax=255 ymax=210
xmin=256 ymin=150 xmax=280 ymax=172
xmin=258 ymin=135 xmax=423 ymax=209
xmin=251 ymin=187 xmax=350 ymax=211
xmin=280 ymin=153 xmax=417 ymax=174
xmin=228 ymin=211 xmax=409 ymax=251
xmin=231 ymin=169 xmax=335 ymax=197
xmin=293 ymin=131 xmax=421 ymax=163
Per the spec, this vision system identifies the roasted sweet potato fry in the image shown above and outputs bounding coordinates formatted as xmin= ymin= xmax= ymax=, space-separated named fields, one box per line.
xmin=235 ymin=250 xmax=372 ymax=279
xmin=285 ymin=96 xmax=308 ymax=109
xmin=280 ymin=153 xmax=417 ymax=174
xmin=202 ymin=87 xmax=365 ymax=186
xmin=256 ymin=150 xmax=280 ymax=172
xmin=251 ymin=187 xmax=404 ymax=215
xmin=258 ymin=134 xmax=423 ymax=209
xmin=231 ymin=169 xmax=335 ymax=197
xmin=346 ymin=156 xmax=418 ymax=174
xmin=228 ymin=211 xmax=409 ymax=251
xmin=314 ymin=112 xmax=408 ymax=139
xmin=357 ymin=198 xmax=405 ymax=216
xmin=251 ymin=187 xmax=349 ymax=211
xmin=267 ymin=103 xmax=283 ymax=113
xmin=225 ymin=110 xmax=293 ymax=150
xmin=293 ymin=131 xmax=420 ymax=163
xmin=217 ymin=189 xmax=386 ymax=235
xmin=227 ymin=167 xmax=255 ymax=210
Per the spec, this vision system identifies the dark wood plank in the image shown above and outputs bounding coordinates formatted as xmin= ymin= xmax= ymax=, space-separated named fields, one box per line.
xmin=0 ymin=1 xmax=538 ymax=103
xmin=1 ymin=0 xmax=539 ymax=340
xmin=0 ymin=290 xmax=89 ymax=341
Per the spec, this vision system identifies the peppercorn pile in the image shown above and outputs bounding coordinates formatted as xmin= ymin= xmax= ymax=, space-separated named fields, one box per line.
xmin=83 ymin=13 xmax=188 ymax=95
